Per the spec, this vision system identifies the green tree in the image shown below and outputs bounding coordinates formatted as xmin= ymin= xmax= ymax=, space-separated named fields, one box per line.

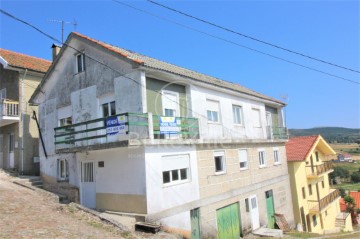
xmin=329 ymin=167 xmax=350 ymax=180
xmin=351 ymin=172 xmax=360 ymax=183
xmin=344 ymin=195 xmax=358 ymax=225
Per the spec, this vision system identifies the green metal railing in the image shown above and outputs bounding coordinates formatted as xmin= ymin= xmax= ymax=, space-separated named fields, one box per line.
xmin=267 ymin=126 xmax=288 ymax=140
xmin=54 ymin=113 xmax=200 ymax=149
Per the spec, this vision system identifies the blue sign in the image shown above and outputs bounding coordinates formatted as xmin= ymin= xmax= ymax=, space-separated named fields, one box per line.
xmin=160 ymin=117 xmax=179 ymax=134
xmin=106 ymin=115 xmax=127 ymax=135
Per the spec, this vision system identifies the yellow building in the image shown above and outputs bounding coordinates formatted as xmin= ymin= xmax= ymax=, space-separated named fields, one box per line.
xmin=286 ymin=135 xmax=352 ymax=234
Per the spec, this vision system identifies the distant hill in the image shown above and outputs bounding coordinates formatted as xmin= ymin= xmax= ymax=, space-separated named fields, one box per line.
xmin=289 ymin=127 xmax=360 ymax=143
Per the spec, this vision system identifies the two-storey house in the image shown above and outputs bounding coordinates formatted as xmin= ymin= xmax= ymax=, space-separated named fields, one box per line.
xmin=0 ymin=49 xmax=51 ymax=175
xmin=286 ymin=135 xmax=352 ymax=234
xmin=30 ymin=32 xmax=294 ymax=238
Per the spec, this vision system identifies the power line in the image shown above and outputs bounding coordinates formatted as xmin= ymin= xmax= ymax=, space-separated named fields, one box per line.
xmin=112 ymin=1 xmax=359 ymax=85
xmin=146 ymin=0 xmax=360 ymax=74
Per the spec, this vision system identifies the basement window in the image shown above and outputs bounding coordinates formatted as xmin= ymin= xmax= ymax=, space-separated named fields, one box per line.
xmin=57 ymin=159 xmax=69 ymax=181
xmin=162 ymin=155 xmax=190 ymax=186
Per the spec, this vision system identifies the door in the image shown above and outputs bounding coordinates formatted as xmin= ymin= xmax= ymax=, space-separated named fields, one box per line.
xmin=265 ymin=190 xmax=275 ymax=229
xmin=216 ymin=203 xmax=241 ymax=239
xmin=8 ymin=134 xmax=14 ymax=168
xmin=306 ymin=214 xmax=312 ymax=232
xmin=81 ymin=161 xmax=96 ymax=209
xmin=300 ymin=207 xmax=307 ymax=231
xmin=0 ymin=135 xmax=3 ymax=168
xmin=249 ymin=195 xmax=260 ymax=230
xmin=190 ymin=208 xmax=201 ymax=239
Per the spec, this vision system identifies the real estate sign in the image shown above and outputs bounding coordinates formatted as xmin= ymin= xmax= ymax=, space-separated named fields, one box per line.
xmin=106 ymin=115 xmax=127 ymax=135
xmin=160 ymin=117 xmax=179 ymax=134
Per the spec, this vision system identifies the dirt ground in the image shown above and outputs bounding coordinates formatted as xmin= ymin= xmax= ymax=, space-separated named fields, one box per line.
xmin=0 ymin=170 xmax=179 ymax=239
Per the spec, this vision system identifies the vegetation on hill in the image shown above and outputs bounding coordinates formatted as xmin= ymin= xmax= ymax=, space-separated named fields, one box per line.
xmin=289 ymin=127 xmax=360 ymax=143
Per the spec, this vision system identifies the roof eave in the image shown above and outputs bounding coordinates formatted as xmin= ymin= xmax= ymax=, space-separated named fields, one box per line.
xmin=0 ymin=56 xmax=8 ymax=68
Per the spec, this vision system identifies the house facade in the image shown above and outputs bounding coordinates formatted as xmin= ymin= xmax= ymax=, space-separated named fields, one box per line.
xmin=286 ymin=135 xmax=352 ymax=234
xmin=0 ymin=49 xmax=51 ymax=175
xmin=30 ymin=32 xmax=294 ymax=238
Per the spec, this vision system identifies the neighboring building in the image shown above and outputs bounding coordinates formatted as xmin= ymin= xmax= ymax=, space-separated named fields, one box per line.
xmin=286 ymin=135 xmax=352 ymax=234
xmin=340 ymin=191 xmax=360 ymax=211
xmin=30 ymin=32 xmax=294 ymax=238
xmin=337 ymin=153 xmax=352 ymax=162
xmin=0 ymin=49 xmax=51 ymax=175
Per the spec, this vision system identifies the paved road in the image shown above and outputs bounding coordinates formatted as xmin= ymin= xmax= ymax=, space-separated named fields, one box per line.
xmin=0 ymin=170 xmax=176 ymax=239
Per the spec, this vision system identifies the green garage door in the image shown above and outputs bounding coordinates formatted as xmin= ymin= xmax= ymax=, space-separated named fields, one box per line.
xmin=216 ymin=203 xmax=241 ymax=239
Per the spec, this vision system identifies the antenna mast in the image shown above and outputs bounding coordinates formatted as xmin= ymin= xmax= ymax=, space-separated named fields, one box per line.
xmin=48 ymin=19 xmax=78 ymax=44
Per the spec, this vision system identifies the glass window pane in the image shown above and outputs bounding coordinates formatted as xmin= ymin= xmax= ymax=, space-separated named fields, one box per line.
xmin=110 ymin=101 xmax=116 ymax=116
xmin=207 ymin=110 xmax=212 ymax=121
xmin=102 ymin=103 xmax=109 ymax=117
xmin=215 ymin=156 xmax=223 ymax=172
xmin=180 ymin=168 xmax=187 ymax=180
xmin=213 ymin=111 xmax=218 ymax=122
xmin=163 ymin=171 xmax=170 ymax=184
xmin=172 ymin=170 xmax=179 ymax=181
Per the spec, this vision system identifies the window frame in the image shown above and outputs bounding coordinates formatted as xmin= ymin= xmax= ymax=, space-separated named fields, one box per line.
xmin=308 ymin=184 xmax=313 ymax=196
xmin=232 ymin=105 xmax=244 ymax=125
xmin=258 ymin=149 xmax=266 ymax=168
xmin=214 ymin=151 xmax=226 ymax=174
xmin=162 ymin=154 xmax=191 ymax=187
xmin=57 ymin=158 xmax=69 ymax=182
xmin=273 ymin=148 xmax=280 ymax=165
xmin=238 ymin=149 xmax=248 ymax=170
xmin=206 ymin=100 xmax=220 ymax=123
xmin=75 ymin=53 xmax=85 ymax=73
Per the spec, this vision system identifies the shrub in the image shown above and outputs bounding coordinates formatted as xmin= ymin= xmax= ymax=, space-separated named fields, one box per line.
xmin=351 ymin=172 xmax=360 ymax=183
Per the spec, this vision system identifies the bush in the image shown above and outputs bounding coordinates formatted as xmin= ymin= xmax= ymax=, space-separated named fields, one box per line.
xmin=351 ymin=172 xmax=360 ymax=183
xmin=330 ymin=167 xmax=350 ymax=180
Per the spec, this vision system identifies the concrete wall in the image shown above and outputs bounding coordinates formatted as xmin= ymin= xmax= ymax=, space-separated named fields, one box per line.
xmin=145 ymin=145 xmax=200 ymax=230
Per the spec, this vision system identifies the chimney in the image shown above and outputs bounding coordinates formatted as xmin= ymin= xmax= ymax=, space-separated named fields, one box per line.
xmin=51 ymin=44 xmax=61 ymax=61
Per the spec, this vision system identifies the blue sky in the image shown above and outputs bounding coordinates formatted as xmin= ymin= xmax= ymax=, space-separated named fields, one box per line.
xmin=1 ymin=0 xmax=359 ymax=129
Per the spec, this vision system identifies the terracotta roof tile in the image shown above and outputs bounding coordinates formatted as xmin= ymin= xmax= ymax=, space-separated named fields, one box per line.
xmin=286 ymin=135 xmax=319 ymax=162
xmin=350 ymin=191 xmax=360 ymax=209
xmin=0 ymin=48 xmax=51 ymax=73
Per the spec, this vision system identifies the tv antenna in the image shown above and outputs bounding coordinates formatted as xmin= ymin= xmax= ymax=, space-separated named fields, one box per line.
xmin=48 ymin=19 xmax=78 ymax=44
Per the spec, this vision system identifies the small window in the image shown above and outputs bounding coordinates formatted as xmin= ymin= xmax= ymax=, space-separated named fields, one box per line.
xmin=9 ymin=134 xmax=15 ymax=152
xmin=206 ymin=100 xmax=220 ymax=123
xmin=312 ymin=215 xmax=317 ymax=227
xmin=315 ymin=152 xmax=319 ymax=162
xmin=76 ymin=53 xmax=85 ymax=73
xmin=59 ymin=117 xmax=72 ymax=127
xmin=239 ymin=149 xmax=248 ymax=170
xmin=232 ymin=105 xmax=243 ymax=125
xmin=302 ymin=187 xmax=306 ymax=199
xmin=308 ymin=184 xmax=312 ymax=196
xmin=322 ymin=180 xmax=325 ymax=188
xmin=214 ymin=151 xmax=226 ymax=174
xmin=102 ymin=101 xmax=116 ymax=117
xmin=165 ymin=108 xmax=175 ymax=117
xmin=245 ymin=198 xmax=250 ymax=212
xmin=273 ymin=149 xmax=280 ymax=164
xmin=162 ymin=155 xmax=190 ymax=186
xmin=258 ymin=150 xmax=266 ymax=167
xmin=57 ymin=159 xmax=69 ymax=181
xmin=325 ymin=210 xmax=328 ymax=216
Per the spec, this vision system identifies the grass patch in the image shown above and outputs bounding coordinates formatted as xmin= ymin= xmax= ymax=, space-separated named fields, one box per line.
xmin=89 ymin=221 xmax=104 ymax=229
xmin=334 ymin=182 xmax=360 ymax=191
xmin=286 ymin=231 xmax=320 ymax=238
xmin=333 ymin=162 xmax=360 ymax=175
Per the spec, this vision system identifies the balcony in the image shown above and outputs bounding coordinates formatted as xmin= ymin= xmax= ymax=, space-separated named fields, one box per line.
xmin=0 ymin=99 xmax=20 ymax=127
xmin=54 ymin=112 xmax=200 ymax=152
xmin=308 ymin=189 xmax=340 ymax=213
xmin=266 ymin=126 xmax=288 ymax=140
xmin=306 ymin=161 xmax=334 ymax=178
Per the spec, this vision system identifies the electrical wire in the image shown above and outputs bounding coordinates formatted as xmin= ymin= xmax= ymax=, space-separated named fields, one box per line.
xmin=145 ymin=0 xmax=360 ymax=74
xmin=112 ymin=1 xmax=359 ymax=85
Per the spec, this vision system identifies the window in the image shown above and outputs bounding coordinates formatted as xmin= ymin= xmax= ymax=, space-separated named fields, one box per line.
xmin=76 ymin=53 xmax=85 ymax=73
xmin=273 ymin=148 xmax=280 ymax=164
xmin=59 ymin=117 xmax=72 ymax=127
xmin=162 ymin=155 xmax=190 ymax=186
xmin=57 ymin=159 xmax=68 ymax=181
xmin=245 ymin=198 xmax=250 ymax=212
xmin=258 ymin=150 xmax=266 ymax=167
xmin=206 ymin=100 xmax=220 ymax=123
xmin=315 ymin=152 xmax=319 ymax=162
xmin=312 ymin=215 xmax=317 ymax=227
xmin=302 ymin=187 xmax=306 ymax=199
xmin=164 ymin=108 xmax=175 ymax=117
xmin=9 ymin=134 xmax=14 ymax=152
xmin=0 ymin=88 xmax=6 ymax=100
xmin=102 ymin=101 xmax=116 ymax=117
xmin=214 ymin=151 xmax=226 ymax=174
xmin=239 ymin=149 xmax=248 ymax=170
xmin=308 ymin=184 xmax=312 ymax=196
xmin=232 ymin=105 xmax=243 ymax=125
xmin=322 ymin=180 xmax=325 ymax=188
xmin=252 ymin=108 xmax=261 ymax=127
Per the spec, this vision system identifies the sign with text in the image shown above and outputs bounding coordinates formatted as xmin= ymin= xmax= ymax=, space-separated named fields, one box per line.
xmin=106 ymin=115 xmax=127 ymax=135
xmin=160 ymin=117 xmax=179 ymax=134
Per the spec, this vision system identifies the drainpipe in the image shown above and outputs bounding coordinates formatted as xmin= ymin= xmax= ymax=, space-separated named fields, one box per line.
xmin=21 ymin=69 xmax=28 ymax=175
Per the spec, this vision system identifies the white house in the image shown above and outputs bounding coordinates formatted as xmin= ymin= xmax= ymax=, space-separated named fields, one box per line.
xmin=30 ymin=32 xmax=294 ymax=238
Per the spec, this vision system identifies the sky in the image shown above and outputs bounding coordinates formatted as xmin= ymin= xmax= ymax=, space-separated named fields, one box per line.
xmin=0 ymin=0 xmax=359 ymax=129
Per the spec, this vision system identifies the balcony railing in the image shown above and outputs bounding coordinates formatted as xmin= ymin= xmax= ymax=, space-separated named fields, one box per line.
xmin=305 ymin=161 xmax=333 ymax=178
xmin=0 ymin=99 xmax=19 ymax=117
xmin=54 ymin=112 xmax=200 ymax=150
xmin=266 ymin=126 xmax=288 ymax=140
xmin=308 ymin=189 xmax=340 ymax=213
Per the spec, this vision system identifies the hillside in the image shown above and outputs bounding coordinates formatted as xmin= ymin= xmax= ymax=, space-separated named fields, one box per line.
xmin=288 ymin=127 xmax=360 ymax=143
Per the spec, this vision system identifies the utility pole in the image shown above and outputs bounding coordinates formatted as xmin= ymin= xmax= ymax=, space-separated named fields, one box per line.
xmin=48 ymin=19 xmax=77 ymax=44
